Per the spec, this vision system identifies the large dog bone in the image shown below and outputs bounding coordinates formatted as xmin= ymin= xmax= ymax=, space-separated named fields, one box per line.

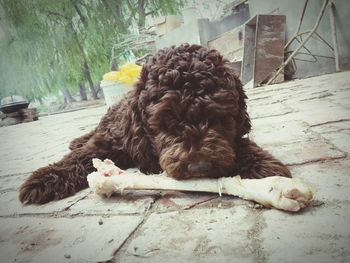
xmin=87 ymin=159 xmax=315 ymax=212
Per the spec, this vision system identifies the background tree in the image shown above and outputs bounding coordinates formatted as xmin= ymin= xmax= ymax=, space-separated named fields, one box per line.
xmin=0 ymin=0 xmax=184 ymax=106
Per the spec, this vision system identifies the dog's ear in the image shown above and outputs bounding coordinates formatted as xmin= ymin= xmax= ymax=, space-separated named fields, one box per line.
xmin=139 ymin=64 xmax=149 ymax=85
xmin=220 ymin=63 xmax=251 ymax=138
xmin=123 ymin=96 xmax=161 ymax=173
xmin=136 ymin=65 xmax=150 ymax=108
xmin=235 ymin=77 xmax=251 ymax=137
xmin=123 ymin=65 xmax=161 ymax=173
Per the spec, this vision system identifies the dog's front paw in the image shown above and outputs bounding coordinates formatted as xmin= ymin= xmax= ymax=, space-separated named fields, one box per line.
xmin=20 ymin=180 xmax=48 ymax=205
xmin=19 ymin=167 xmax=62 ymax=205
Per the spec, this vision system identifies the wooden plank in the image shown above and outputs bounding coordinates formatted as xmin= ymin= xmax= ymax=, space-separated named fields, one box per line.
xmin=255 ymin=15 xmax=286 ymax=86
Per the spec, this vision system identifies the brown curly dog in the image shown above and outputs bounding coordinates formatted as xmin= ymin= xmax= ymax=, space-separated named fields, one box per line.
xmin=19 ymin=44 xmax=291 ymax=204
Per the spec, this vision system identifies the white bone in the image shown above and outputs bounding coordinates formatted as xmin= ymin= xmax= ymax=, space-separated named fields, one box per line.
xmin=87 ymin=158 xmax=315 ymax=212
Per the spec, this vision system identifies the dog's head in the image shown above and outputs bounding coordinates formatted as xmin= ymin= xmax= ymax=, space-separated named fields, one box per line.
xmin=136 ymin=44 xmax=250 ymax=179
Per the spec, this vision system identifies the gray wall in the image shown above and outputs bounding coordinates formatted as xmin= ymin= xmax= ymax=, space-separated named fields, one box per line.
xmin=198 ymin=3 xmax=250 ymax=46
xmin=155 ymin=21 xmax=201 ymax=50
xmin=249 ymin=0 xmax=350 ymax=78
xmin=156 ymin=3 xmax=249 ymax=50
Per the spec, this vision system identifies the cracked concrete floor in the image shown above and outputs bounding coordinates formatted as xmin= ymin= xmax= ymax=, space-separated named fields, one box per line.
xmin=0 ymin=71 xmax=350 ymax=263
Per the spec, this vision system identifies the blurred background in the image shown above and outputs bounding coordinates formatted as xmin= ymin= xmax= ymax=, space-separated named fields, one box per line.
xmin=0 ymin=0 xmax=235 ymax=113
xmin=1 ymin=0 xmax=349 ymax=117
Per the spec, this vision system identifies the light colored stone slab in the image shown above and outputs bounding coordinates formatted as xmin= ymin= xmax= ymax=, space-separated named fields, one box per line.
xmin=0 ymin=215 xmax=143 ymax=263
xmin=328 ymin=85 xmax=350 ymax=98
xmin=0 ymin=189 xmax=91 ymax=216
xmin=250 ymin=120 xmax=313 ymax=146
xmin=294 ymin=106 xmax=350 ymax=127
xmin=260 ymin=203 xmax=350 ymax=262
xmin=310 ymin=120 xmax=350 ymax=133
xmin=290 ymin=159 xmax=350 ymax=202
xmin=248 ymin=102 xmax=293 ymax=119
xmin=155 ymin=192 xmax=218 ymax=212
xmin=246 ymin=71 xmax=350 ymax=107
xmin=319 ymin=131 xmax=350 ymax=154
xmin=250 ymin=105 xmax=350 ymax=128
xmin=0 ymin=106 xmax=107 ymax=177
xmin=0 ymin=148 xmax=68 ymax=177
xmin=0 ymin=71 xmax=350 ymax=263
xmin=0 ymin=173 xmax=30 ymax=191
xmin=333 ymin=97 xmax=350 ymax=109
xmin=285 ymin=100 xmax=338 ymax=113
xmin=68 ymin=190 xmax=156 ymax=215
xmin=263 ymin=139 xmax=346 ymax=165
xmin=115 ymin=207 xmax=257 ymax=263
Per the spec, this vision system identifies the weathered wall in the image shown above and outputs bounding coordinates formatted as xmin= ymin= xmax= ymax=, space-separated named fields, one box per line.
xmin=155 ymin=21 xmax=201 ymax=50
xmin=155 ymin=3 xmax=249 ymax=50
xmin=207 ymin=25 xmax=244 ymax=62
xmin=249 ymin=0 xmax=350 ymax=78
xmin=197 ymin=3 xmax=250 ymax=46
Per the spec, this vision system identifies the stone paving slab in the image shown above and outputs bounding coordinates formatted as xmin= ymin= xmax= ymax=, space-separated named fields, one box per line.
xmin=290 ymin=159 xmax=350 ymax=202
xmin=0 ymin=146 xmax=68 ymax=177
xmin=310 ymin=120 xmax=350 ymax=133
xmin=247 ymin=83 xmax=332 ymax=106
xmin=0 ymin=189 xmax=90 ymax=216
xmin=0 ymin=106 xmax=107 ymax=177
xmin=250 ymin=120 xmax=313 ymax=146
xmin=260 ymin=204 xmax=350 ymax=263
xmin=333 ymin=97 xmax=350 ymax=109
xmin=249 ymin=104 xmax=350 ymax=130
xmin=248 ymin=102 xmax=293 ymax=119
xmin=154 ymin=192 xmax=218 ymax=212
xmin=0 ymin=71 xmax=350 ymax=263
xmin=0 ymin=173 xmax=30 ymax=192
xmin=0 ymin=215 xmax=143 ymax=263
xmin=290 ymin=107 xmax=350 ymax=127
xmin=317 ymin=131 xmax=350 ymax=154
xmin=283 ymin=100 xmax=339 ymax=113
xmin=68 ymin=191 xmax=157 ymax=216
xmin=261 ymin=138 xmax=346 ymax=165
xmin=114 ymin=207 xmax=258 ymax=263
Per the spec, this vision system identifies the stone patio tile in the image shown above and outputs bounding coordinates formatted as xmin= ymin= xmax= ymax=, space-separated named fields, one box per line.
xmin=0 ymin=108 xmax=107 ymax=179
xmin=295 ymin=106 xmax=350 ymax=127
xmin=0 ymin=215 xmax=143 ymax=263
xmin=0 ymin=189 xmax=91 ymax=216
xmin=154 ymin=191 xmax=218 ymax=212
xmin=246 ymin=72 xmax=350 ymax=105
xmin=115 ymin=207 xmax=257 ymax=263
xmin=333 ymin=97 xmax=350 ymax=109
xmin=0 ymin=71 xmax=349 ymax=263
xmin=260 ymin=203 xmax=350 ymax=263
xmin=0 ymin=153 xmax=66 ymax=177
xmin=0 ymin=173 xmax=31 ymax=191
xmin=319 ymin=131 xmax=350 ymax=154
xmin=246 ymin=86 xmax=313 ymax=105
xmin=328 ymin=86 xmax=350 ymax=99
xmin=289 ymin=159 xmax=350 ymax=202
xmin=247 ymin=102 xmax=293 ymax=119
xmin=263 ymin=139 xmax=346 ymax=165
xmin=290 ymin=89 xmax=335 ymax=102
xmin=310 ymin=120 xmax=350 ymax=133
xmin=68 ymin=190 xmax=157 ymax=215
xmin=250 ymin=120 xmax=314 ymax=146
xmin=284 ymin=100 xmax=339 ymax=113
xmin=252 ymin=105 xmax=349 ymax=127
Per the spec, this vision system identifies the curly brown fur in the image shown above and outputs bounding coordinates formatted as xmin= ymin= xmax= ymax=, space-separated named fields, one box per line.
xmin=19 ymin=44 xmax=290 ymax=204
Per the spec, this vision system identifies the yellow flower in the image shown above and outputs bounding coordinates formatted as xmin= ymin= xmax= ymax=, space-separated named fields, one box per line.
xmin=102 ymin=63 xmax=142 ymax=84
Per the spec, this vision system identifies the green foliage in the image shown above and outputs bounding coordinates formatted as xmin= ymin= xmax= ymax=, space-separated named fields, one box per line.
xmin=0 ymin=0 xmax=184 ymax=102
